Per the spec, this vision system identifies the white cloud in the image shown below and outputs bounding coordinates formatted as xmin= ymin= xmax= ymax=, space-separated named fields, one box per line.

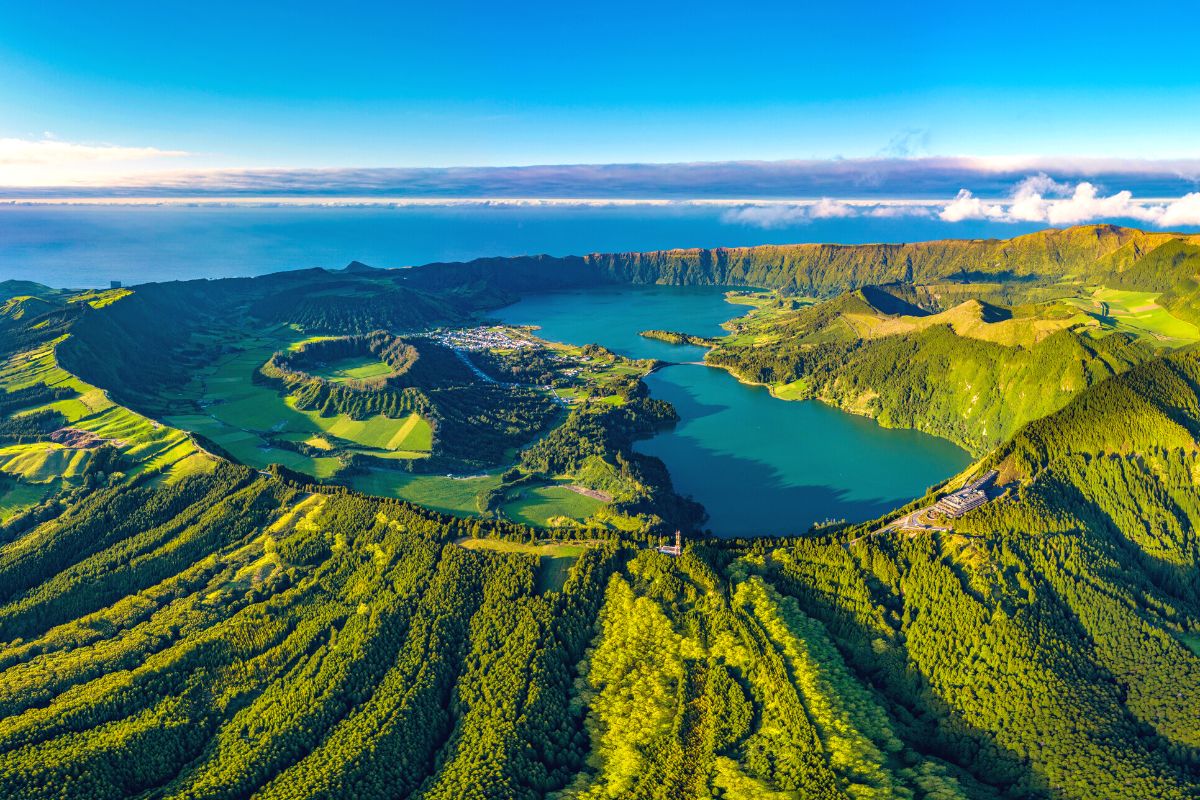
xmin=939 ymin=189 xmax=1006 ymax=222
xmin=720 ymin=199 xmax=939 ymax=228
xmin=720 ymin=204 xmax=811 ymax=228
xmin=1006 ymin=173 xmax=1069 ymax=221
xmin=1013 ymin=173 xmax=1072 ymax=197
xmin=720 ymin=201 xmax=855 ymax=227
xmin=808 ymin=198 xmax=857 ymax=219
xmin=938 ymin=178 xmax=1200 ymax=228
xmin=1046 ymin=183 xmax=1161 ymax=225
xmin=1157 ymin=193 xmax=1200 ymax=227
xmin=865 ymin=204 xmax=935 ymax=219
xmin=0 ymin=137 xmax=187 ymax=165
xmin=0 ymin=137 xmax=189 ymax=186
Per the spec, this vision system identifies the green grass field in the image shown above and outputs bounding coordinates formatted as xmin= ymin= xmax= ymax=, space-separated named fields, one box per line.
xmin=161 ymin=452 xmax=217 ymax=484
xmin=348 ymin=469 xmax=502 ymax=516
xmin=0 ymin=478 xmax=51 ymax=521
xmin=770 ymin=379 xmax=809 ymax=400
xmin=0 ymin=443 xmax=91 ymax=483
xmin=159 ymin=329 xmax=433 ymax=477
xmin=307 ymin=407 xmax=431 ymax=451
xmin=310 ymin=355 xmax=395 ymax=383
xmin=1064 ymin=288 xmax=1200 ymax=345
xmin=457 ymin=538 xmax=588 ymax=592
xmin=501 ymin=484 xmax=604 ymax=527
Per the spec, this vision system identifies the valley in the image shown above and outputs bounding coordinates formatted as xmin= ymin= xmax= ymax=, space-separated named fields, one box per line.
xmin=3 ymin=224 xmax=1200 ymax=798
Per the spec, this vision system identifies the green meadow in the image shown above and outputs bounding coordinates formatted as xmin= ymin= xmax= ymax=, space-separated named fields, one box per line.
xmin=348 ymin=469 xmax=502 ymax=516
xmin=501 ymin=483 xmax=605 ymax=527
xmin=1065 ymin=287 xmax=1200 ymax=345
xmin=0 ymin=477 xmax=50 ymax=521
xmin=310 ymin=354 xmax=395 ymax=383
xmin=162 ymin=328 xmax=433 ymax=477
xmin=1178 ymin=631 xmax=1200 ymax=658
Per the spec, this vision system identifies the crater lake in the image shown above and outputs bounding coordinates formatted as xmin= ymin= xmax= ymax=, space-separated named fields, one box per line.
xmin=496 ymin=286 xmax=972 ymax=536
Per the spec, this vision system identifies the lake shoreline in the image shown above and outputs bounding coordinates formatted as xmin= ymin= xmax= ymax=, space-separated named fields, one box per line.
xmin=497 ymin=286 xmax=971 ymax=537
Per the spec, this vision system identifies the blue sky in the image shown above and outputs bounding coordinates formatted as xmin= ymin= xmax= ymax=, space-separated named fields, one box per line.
xmin=7 ymin=0 xmax=1200 ymax=232
xmin=3 ymin=0 xmax=1200 ymax=170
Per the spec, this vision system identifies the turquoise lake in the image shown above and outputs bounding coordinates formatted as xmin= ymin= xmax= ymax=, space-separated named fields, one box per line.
xmin=497 ymin=286 xmax=972 ymax=537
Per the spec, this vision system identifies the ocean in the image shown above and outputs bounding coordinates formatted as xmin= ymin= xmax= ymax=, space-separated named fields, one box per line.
xmin=0 ymin=203 xmax=1057 ymax=288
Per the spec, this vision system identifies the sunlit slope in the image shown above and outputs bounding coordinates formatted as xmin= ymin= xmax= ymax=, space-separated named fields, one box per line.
xmin=2 ymin=432 xmax=1199 ymax=798
xmin=2 ymin=240 xmax=1200 ymax=796
xmin=0 ymin=309 xmax=203 ymax=522
xmin=709 ymin=289 xmax=1154 ymax=454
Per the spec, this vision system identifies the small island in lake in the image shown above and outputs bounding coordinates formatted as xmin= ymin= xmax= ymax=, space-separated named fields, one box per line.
xmin=638 ymin=329 xmax=721 ymax=347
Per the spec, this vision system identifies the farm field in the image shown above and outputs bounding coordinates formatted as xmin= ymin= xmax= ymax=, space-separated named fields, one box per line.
xmin=1064 ymin=287 xmax=1200 ymax=344
xmin=501 ymin=483 xmax=605 ymax=527
xmin=347 ymin=469 xmax=502 ymax=516
xmin=309 ymin=408 xmax=431 ymax=451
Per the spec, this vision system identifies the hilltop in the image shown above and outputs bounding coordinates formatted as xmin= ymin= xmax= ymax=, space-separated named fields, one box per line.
xmin=0 ymin=279 xmax=61 ymax=303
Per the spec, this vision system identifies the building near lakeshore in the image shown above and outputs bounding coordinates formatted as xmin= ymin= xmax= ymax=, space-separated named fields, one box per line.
xmin=934 ymin=470 xmax=998 ymax=518
xmin=934 ymin=488 xmax=986 ymax=518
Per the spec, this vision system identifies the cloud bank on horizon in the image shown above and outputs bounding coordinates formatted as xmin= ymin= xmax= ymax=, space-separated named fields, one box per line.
xmin=726 ymin=178 xmax=1200 ymax=229
xmin=5 ymin=135 xmax=1200 ymax=228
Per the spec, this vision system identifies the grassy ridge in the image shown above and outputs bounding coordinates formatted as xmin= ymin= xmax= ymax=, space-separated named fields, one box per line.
xmin=582 ymin=224 xmax=1200 ymax=294
xmin=708 ymin=292 xmax=1153 ymax=454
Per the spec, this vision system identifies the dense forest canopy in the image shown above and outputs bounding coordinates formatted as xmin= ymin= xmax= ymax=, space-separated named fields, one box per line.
xmin=2 ymin=225 xmax=1200 ymax=798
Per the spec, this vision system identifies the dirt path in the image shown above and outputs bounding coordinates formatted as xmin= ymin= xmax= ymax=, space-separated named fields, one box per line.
xmin=565 ymin=484 xmax=613 ymax=502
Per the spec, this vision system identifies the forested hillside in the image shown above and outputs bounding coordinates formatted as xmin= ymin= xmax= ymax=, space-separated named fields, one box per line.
xmin=706 ymin=294 xmax=1153 ymax=454
xmin=4 ymin=225 xmax=1200 ymax=798
xmin=581 ymin=224 xmax=1200 ymax=295
xmin=3 ymin=356 xmax=1200 ymax=798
